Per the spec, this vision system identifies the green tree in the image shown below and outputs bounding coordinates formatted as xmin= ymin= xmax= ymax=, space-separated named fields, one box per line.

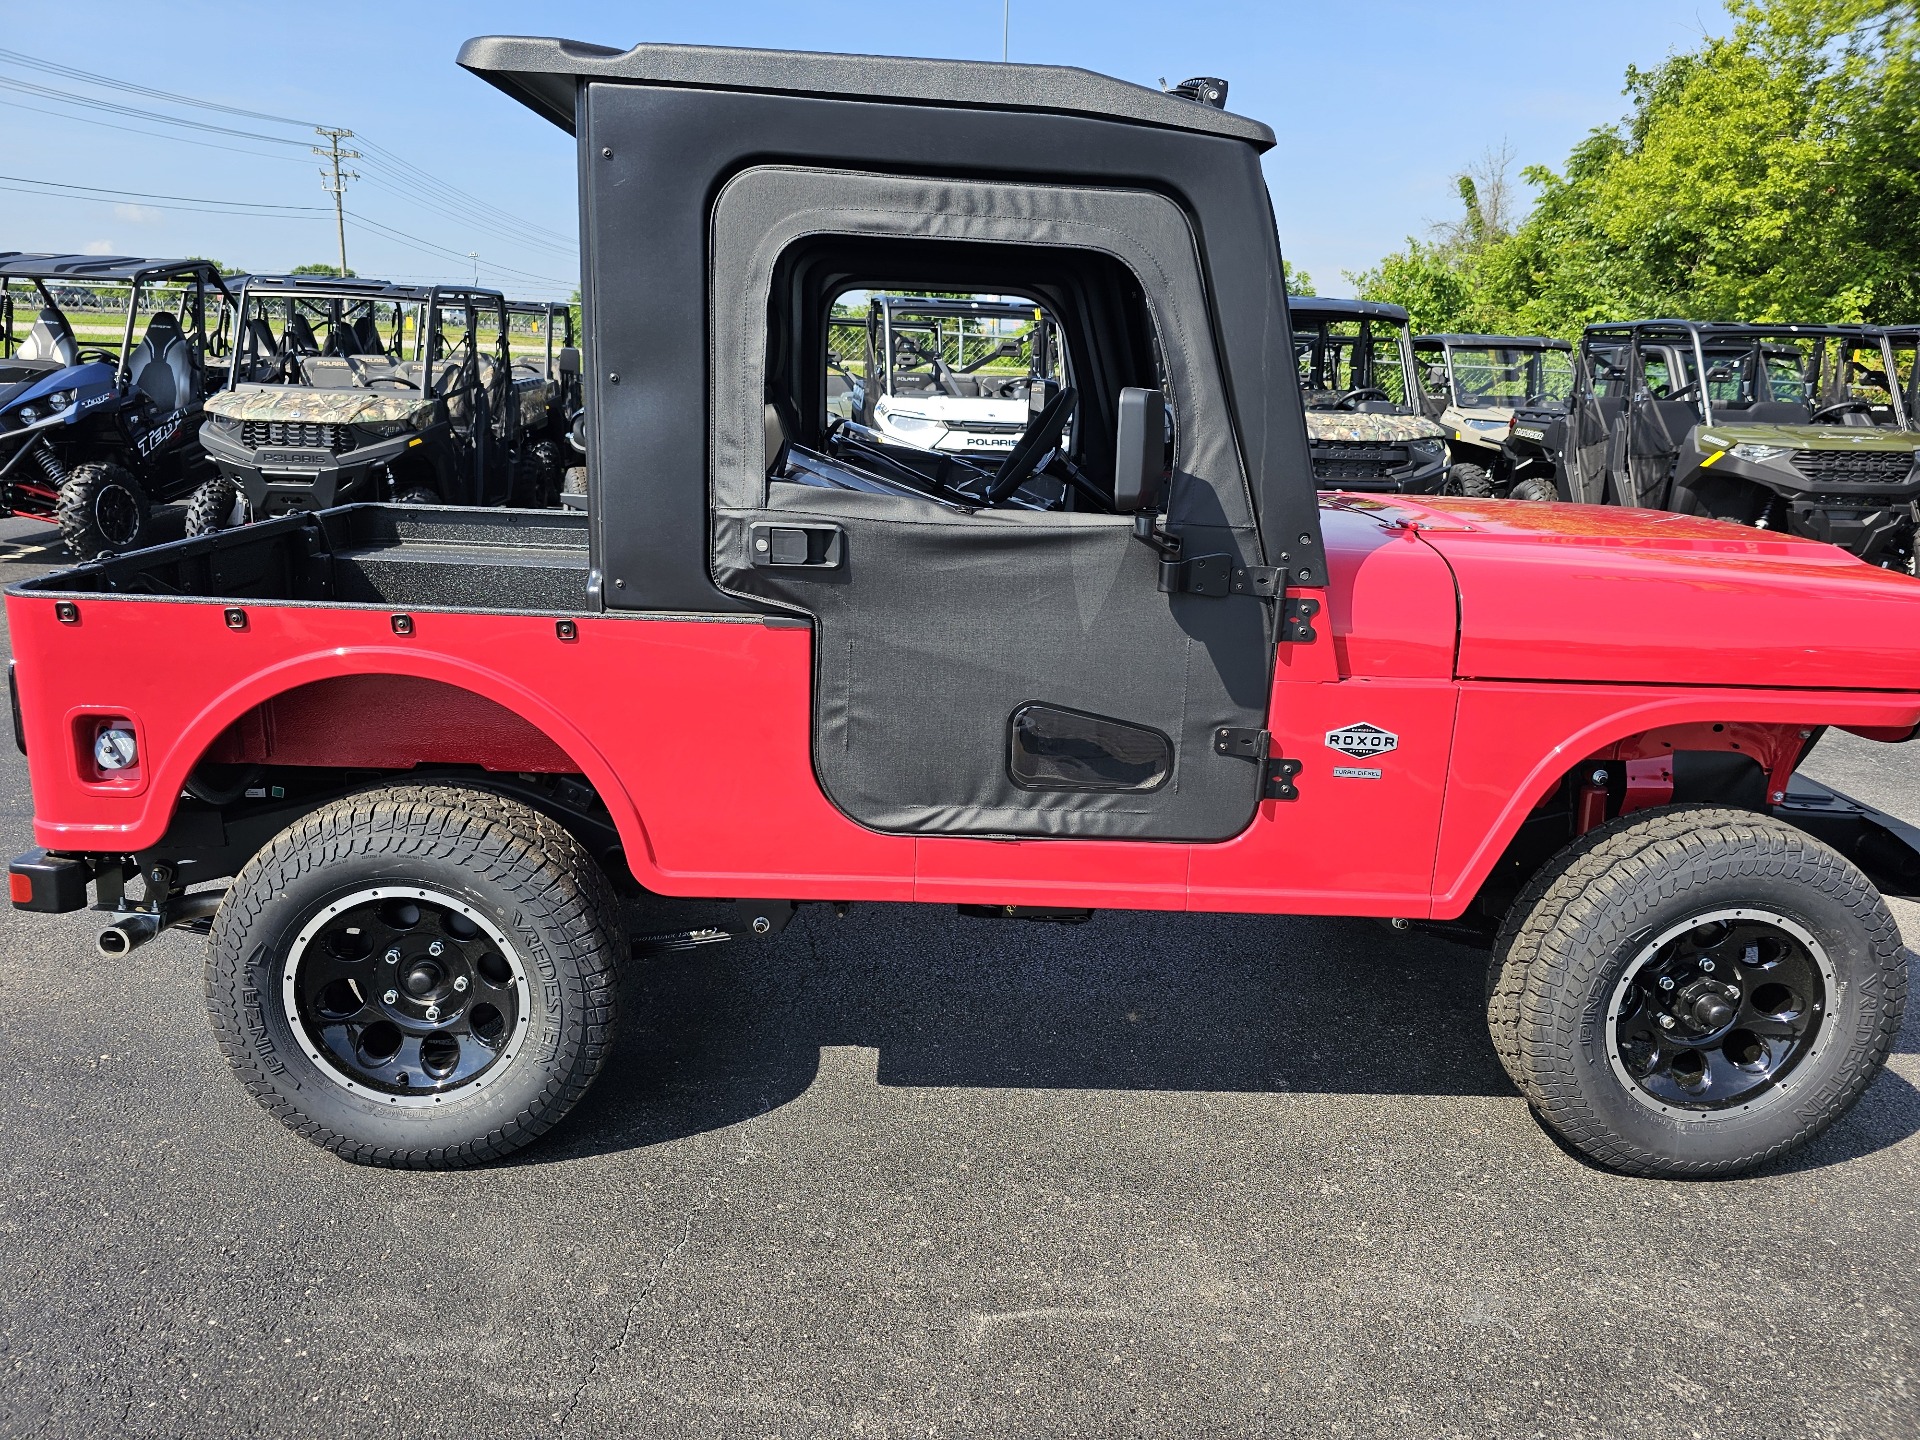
xmin=291 ymin=262 xmax=355 ymax=278
xmin=1282 ymin=260 xmax=1314 ymax=297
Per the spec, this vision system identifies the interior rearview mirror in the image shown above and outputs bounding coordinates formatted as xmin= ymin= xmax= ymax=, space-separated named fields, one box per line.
xmin=1112 ymin=387 xmax=1167 ymax=513
xmin=557 ymin=346 xmax=581 ymax=375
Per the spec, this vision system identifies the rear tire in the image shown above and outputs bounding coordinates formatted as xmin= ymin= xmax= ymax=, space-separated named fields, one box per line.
xmin=1448 ymin=462 xmax=1494 ymax=498
xmin=1487 ymin=806 xmax=1905 ymax=1177
xmin=183 ymin=475 xmax=252 ymax=537
xmin=1508 ymin=476 xmax=1556 ymax=503
xmin=205 ymin=784 xmax=625 ymax=1168
xmin=397 ymin=486 xmax=441 ymax=506
xmin=56 ymin=461 xmax=150 ymax=558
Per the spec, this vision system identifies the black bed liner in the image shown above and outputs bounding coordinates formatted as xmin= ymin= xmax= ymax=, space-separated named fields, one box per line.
xmin=9 ymin=505 xmax=593 ymax=615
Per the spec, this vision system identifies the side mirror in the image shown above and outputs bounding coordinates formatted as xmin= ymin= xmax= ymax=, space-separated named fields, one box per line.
xmin=557 ymin=346 xmax=581 ymax=375
xmin=1112 ymin=387 xmax=1168 ymax=513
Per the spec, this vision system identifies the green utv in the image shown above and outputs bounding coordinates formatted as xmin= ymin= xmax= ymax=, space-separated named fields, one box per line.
xmin=1413 ymin=332 xmax=1573 ymax=501
xmin=191 ymin=275 xmax=552 ymax=533
xmin=1562 ymin=320 xmax=1920 ymax=569
xmin=1286 ymin=296 xmax=1451 ymax=494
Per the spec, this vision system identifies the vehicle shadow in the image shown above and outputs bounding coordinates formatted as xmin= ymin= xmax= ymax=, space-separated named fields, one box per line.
xmin=528 ymin=901 xmax=1920 ymax=1173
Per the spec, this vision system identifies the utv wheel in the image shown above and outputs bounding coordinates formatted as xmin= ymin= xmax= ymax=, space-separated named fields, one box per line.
xmin=1508 ymin=477 xmax=1557 ymax=503
xmin=1447 ymin=462 xmax=1494 ymax=498
xmin=183 ymin=476 xmax=252 ymax=537
xmin=561 ymin=465 xmax=587 ymax=496
xmin=397 ymin=486 xmax=441 ymax=506
xmin=56 ymin=461 xmax=150 ymax=557
xmin=204 ymin=785 xmax=625 ymax=1167
xmin=1487 ymin=806 xmax=1906 ymax=1177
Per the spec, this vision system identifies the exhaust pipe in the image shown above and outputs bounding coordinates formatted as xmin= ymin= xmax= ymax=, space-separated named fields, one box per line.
xmin=96 ymin=893 xmax=223 ymax=957
xmin=97 ymin=912 xmax=160 ymax=956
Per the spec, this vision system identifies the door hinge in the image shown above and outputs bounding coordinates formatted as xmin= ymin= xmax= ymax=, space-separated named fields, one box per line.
xmin=1160 ymin=555 xmax=1284 ymax=600
xmin=1212 ymin=727 xmax=1302 ymax=800
xmin=1281 ymin=596 xmax=1320 ymax=643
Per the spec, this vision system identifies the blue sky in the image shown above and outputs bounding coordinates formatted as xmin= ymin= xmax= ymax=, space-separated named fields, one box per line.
xmin=3 ymin=1 xmax=1732 ymax=300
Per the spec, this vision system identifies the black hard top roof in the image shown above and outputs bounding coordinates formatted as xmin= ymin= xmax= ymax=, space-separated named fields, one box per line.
xmin=1415 ymin=332 xmax=1570 ymax=350
xmin=0 ymin=252 xmax=225 ymax=282
xmin=241 ymin=274 xmax=505 ymax=303
xmin=1286 ymin=296 xmax=1410 ymax=324
xmin=455 ymin=36 xmax=1275 ymax=150
xmin=870 ymin=294 xmax=1042 ymax=317
xmin=1584 ymin=319 xmax=1842 ymax=339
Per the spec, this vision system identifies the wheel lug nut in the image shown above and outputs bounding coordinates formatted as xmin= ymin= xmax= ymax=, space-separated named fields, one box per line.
xmin=428 ymin=940 xmax=445 ymax=957
xmin=385 ymin=948 xmax=401 ymax=964
xmin=453 ymin=976 xmax=469 ymax=992
xmin=382 ymin=988 xmax=399 ymax=1005
xmin=1659 ymin=976 xmax=1676 ymax=991
xmin=1658 ymin=1014 xmax=1676 ymax=1030
xmin=1700 ymin=958 xmax=1717 ymax=973
xmin=425 ymin=1004 xmax=441 ymax=1021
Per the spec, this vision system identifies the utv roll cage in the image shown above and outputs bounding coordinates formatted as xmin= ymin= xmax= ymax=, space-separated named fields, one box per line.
xmin=1414 ymin=333 xmax=1573 ymax=407
xmin=0 ymin=253 xmax=235 ymax=385
xmin=1579 ymin=319 xmax=1843 ymax=425
xmin=858 ymin=294 xmax=1059 ymax=395
xmin=1830 ymin=324 xmax=1915 ymax=431
xmin=1288 ymin=297 xmax=1421 ymax=402
xmin=226 ymin=275 xmax=510 ymax=393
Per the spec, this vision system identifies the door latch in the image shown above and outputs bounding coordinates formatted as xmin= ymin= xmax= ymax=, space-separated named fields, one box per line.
xmin=751 ymin=523 xmax=843 ymax=569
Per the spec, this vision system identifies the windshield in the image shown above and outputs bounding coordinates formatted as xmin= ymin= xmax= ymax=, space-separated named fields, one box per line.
xmin=1292 ymin=316 xmax=1413 ymax=410
xmin=1444 ymin=345 xmax=1572 ymax=408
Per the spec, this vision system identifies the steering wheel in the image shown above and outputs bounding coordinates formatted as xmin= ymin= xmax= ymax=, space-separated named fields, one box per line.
xmin=75 ymin=347 xmax=118 ymax=365
xmin=994 ymin=377 xmax=1030 ymax=400
xmin=980 ymin=387 xmax=1077 ymax=504
xmin=1810 ymin=398 xmax=1876 ymax=424
xmin=1336 ymin=387 xmax=1390 ymax=411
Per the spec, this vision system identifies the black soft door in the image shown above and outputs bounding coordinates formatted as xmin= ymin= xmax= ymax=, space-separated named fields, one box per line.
xmin=708 ymin=168 xmax=1274 ymax=842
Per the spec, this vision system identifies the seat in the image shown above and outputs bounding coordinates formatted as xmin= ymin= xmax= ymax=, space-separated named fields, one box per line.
xmin=286 ymin=313 xmax=320 ymax=354
xmin=126 ymin=312 xmax=196 ymax=411
xmin=17 ymin=309 xmax=77 ymax=366
xmin=335 ymin=314 xmax=383 ymax=356
xmin=1745 ymin=400 xmax=1810 ymax=424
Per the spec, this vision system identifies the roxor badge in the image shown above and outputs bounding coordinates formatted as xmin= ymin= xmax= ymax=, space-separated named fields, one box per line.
xmin=1325 ymin=722 xmax=1398 ymax=757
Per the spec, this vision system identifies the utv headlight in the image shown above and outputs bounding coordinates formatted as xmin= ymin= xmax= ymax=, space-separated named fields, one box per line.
xmin=358 ymin=418 xmax=416 ymax=440
xmin=15 ymin=405 xmax=40 ymax=425
xmin=1407 ymin=438 xmax=1446 ymax=467
xmin=40 ymin=390 xmax=76 ymax=414
xmin=884 ymin=413 xmax=946 ymax=437
xmin=1731 ymin=443 xmax=1791 ymax=462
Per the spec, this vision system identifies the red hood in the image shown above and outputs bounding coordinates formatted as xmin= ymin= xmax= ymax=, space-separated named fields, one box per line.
xmin=1318 ymin=495 xmax=1920 ymax=690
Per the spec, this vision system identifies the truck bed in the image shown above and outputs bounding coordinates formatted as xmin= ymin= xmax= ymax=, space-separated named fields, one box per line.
xmin=12 ymin=504 xmax=591 ymax=614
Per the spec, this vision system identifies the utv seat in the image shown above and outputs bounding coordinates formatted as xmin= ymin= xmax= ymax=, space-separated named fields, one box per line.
xmin=127 ymin=312 xmax=197 ymax=411
xmin=286 ymin=314 xmax=321 ymax=355
xmin=1744 ymin=401 xmax=1810 ymax=424
xmin=335 ymin=315 xmax=384 ymax=356
xmin=298 ymin=357 xmax=362 ymax=389
xmin=16 ymin=309 xmax=77 ymax=367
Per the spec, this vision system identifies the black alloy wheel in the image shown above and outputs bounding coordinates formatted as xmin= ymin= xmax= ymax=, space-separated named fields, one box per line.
xmin=1606 ymin=908 xmax=1831 ymax=1118
xmin=285 ymin=886 xmax=525 ymax=1104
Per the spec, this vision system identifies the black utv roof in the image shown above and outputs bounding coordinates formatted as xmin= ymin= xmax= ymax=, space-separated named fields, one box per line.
xmin=1585 ymin=319 xmax=1841 ymax=340
xmin=870 ymin=294 xmax=1042 ymax=318
xmin=241 ymin=275 xmax=505 ymax=304
xmin=1415 ymin=333 xmax=1571 ymax=350
xmin=455 ymin=36 xmax=1275 ymax=149
xmin=0 ymin=253 xmax=225 ymax=283
xmin=1286 ymin=296 xmax=1409 ymax=324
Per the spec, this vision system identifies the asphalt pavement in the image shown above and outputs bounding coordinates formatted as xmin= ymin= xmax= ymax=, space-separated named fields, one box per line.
xmin=1 ymin=513 xmax=1915 ymax=1439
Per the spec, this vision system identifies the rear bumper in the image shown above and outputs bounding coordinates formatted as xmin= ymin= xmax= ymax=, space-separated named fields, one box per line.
xmin=1777 ymin=775 xmax=1920 ymax=898
xmin=9 ymin=847 xmax=94 ymax=913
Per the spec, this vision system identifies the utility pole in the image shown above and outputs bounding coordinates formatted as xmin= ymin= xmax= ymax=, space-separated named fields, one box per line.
xmin=1003 ymin=0 xmax=1010 ymax=61
xmin=313 ymin=127 xmax=360 ymax=276
xmin=468 ymin=251 xmax=480 ymax=285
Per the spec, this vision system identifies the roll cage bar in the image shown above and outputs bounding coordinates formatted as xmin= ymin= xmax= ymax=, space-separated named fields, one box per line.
xmin=0 ymin=254 xmax=235 ymax=386
xmin=861 ymin=293 xmax=1060 ymax=399
xmin=1831 ymin=324 xmax=1914 ymax=430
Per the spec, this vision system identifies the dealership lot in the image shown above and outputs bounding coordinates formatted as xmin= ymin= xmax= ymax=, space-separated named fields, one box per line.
xmin=0 ymin=513 xmax=1914 ymax=1439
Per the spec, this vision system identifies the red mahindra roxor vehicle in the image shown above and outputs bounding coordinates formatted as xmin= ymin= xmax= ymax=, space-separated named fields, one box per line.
xmin=9 ymin=38 xmax=1919 ymax=1177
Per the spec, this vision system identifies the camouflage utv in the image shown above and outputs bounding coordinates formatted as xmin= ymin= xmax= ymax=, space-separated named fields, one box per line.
xmin=1287 ymin=296 xmax=1450 ymax=494
xmin=1562 ymin=320 xmax=1920 ymax=569
xmin=192 ymin=275 xmax=546 ymax=533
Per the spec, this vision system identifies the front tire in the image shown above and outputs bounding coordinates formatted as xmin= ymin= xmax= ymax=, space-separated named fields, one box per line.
xmin=1508 ymin=476 xmax=1556 ymax=503
xmin=205 ymin=785 xmax=625 ymax=1167
xmin=183 ymin=475 xmax=252 ymax=537
xmin=56 ymin=461 xmax=150 ymax=557
xmin=1488 ymin=807 xmax=1906 ymax=1177
xmin=1447 ymin=462 xmax=1494 ymax=498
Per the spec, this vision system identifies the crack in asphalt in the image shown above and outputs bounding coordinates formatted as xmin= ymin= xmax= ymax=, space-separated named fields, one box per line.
xmin=551 ymin=1188 xmax=709 ymax=1436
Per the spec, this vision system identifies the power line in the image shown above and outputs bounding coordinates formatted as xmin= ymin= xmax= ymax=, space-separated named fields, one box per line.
xmin=350 ymin=170 xmax=577 ymax=257
xmin=0 ymin=46 xmax=318 ymax=128
xmin=0 ymin=74 xmax=310 ymax=146
xmin=314 ymin=128 xmax=361 ymax=275
xmin=354 ymin=138 xmax=577 ymax=250
xmin=0 ymin=94 xmax=314 ymax=164
xmin=0 ymin=172 xmax=329 ymax=212
xmin=345 ymin=211 xmax=577 ymax=289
